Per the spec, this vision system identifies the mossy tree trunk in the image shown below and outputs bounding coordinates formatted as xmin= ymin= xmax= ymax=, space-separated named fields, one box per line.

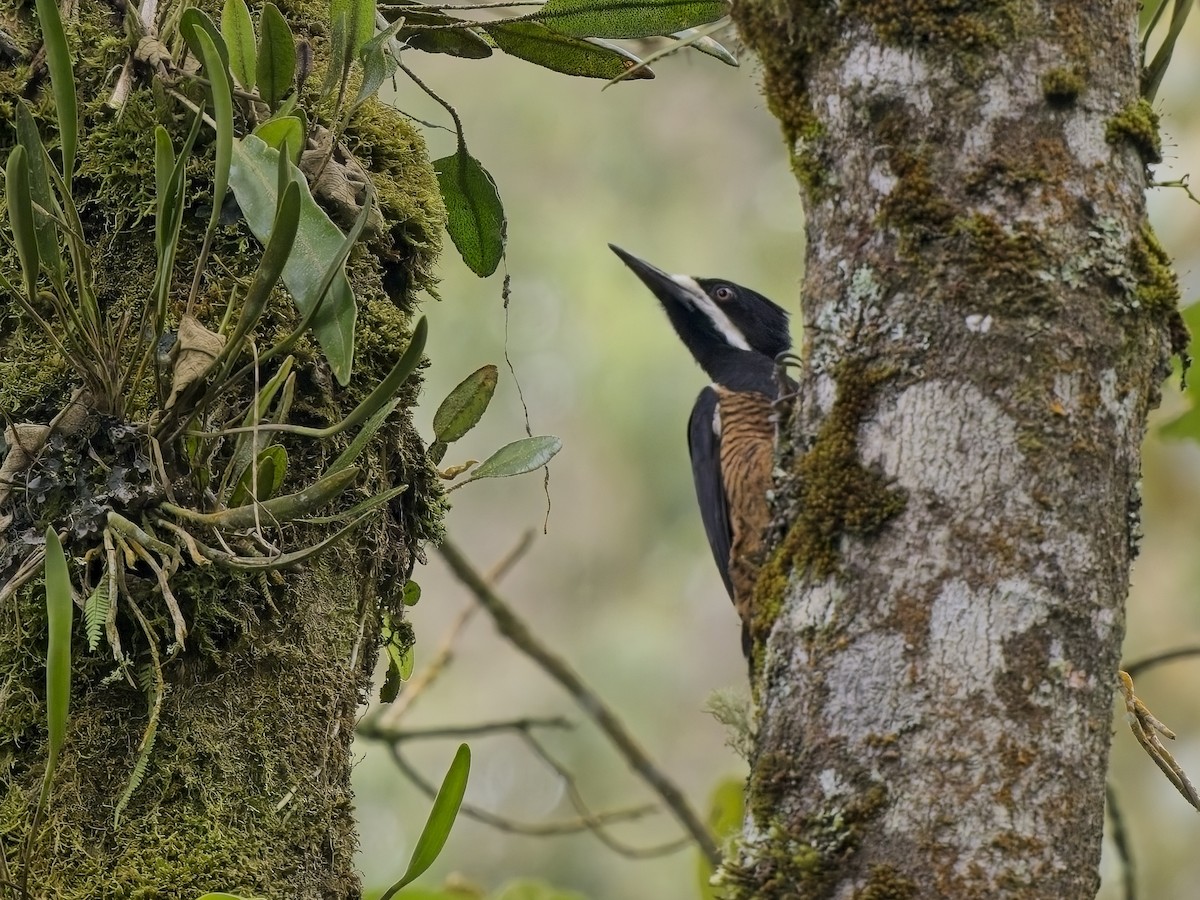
xmin=724 ymin=2 xmax=1179 ymax=897
xmin=1 ymin=2 xmax=444 ymax=897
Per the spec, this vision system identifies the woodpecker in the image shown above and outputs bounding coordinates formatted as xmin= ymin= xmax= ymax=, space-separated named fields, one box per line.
xmin=610 ymin=244 xmax=790 ymax=660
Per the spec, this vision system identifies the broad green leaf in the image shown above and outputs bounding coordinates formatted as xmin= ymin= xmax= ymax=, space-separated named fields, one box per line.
xmin=464 ymin=435 xmax=562 ymax=482
xmin=410 ymin=21 xmax=493 ymax=58
xmin=379 ymin=609 xmax=413 ymax=703
xmin=402 ymin=580 xmax=421 ymax=606
xmin=33 ymin=0 xmax=77 ymax=183
xmin=354 ymin=19 xmax=406 ymax=108
xmin=6 ymin=145 xmax=39 ymax=300
xmin=324 ymin=8 xmax=353 ymax=100
xmin=434 ymin=147 xmax=505 ymax=278
xmin=254 ymin=116 xmax=305 ymax=163
xmin=39 ymin=527 xmax=74 ymax=814
xmin=221 ymin=0 xmax=257 ymax=89
xmin=530 ymin=0 xmax=730 ymax=39
xmin=258 ymin=2 xmax=297 ymax=107
xmin=229 ymin=135 xmax=357 ymax=383
xmin=399 ymin=644 xmax=415 ymax=680
xmin=402 ymin=23 xmax=493 ymax=59
xmin=15 ymin=101 xmax=64 ymax=284
xmin=180 ymin=8 xmax=231 ymax=70
xmin=380 ymin=744 xmax=471 ymax=898
xmin=485 ymin=22 xmax=651 ymax=80
xmin=433 ymin=365 xmax=498 ymax=443
xmin=332 ymin=0 xmax=377 ymax=55
xmin=383 ymin=4 xmax=493 ymax=58
xmin=229 ymin=445 xmax=288 ymax=506
xmin=193 ymin=30 xmax=235 ymax=258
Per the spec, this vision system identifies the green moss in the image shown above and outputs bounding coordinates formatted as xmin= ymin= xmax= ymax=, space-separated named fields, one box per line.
xmin=1042 ymin=66 xmax=1084 ymax=105
xmin=721 ymin=784 xmax=889 ymax=900
xmin=1131 ymin=223 xmax=1181 ymax=314
xmin=344 ymin=99 xmax=446 ymax=300
xmin=730 ymin=0 xmax=836 ymax=205
xmin=1105 ymin=98 xmax=1162 ymax=165
xmin=846 ymin=0 xmax=1019 ymax=53
xmin=855 ymin=865 xmax=918 ymax=900
xmin=948 ymin=214 xmax=1056 ymax=313
xmin=0 ymin=0 xmax=448 ymax=893
xmin=878 ymin=152 xmax=957 ymax=248
xmin=749 ymin=360 xmax=906 ymax=649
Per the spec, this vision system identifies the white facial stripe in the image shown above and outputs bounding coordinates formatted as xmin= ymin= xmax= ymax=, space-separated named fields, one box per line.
xmin=670 ymin=274 xmax=752 ymax=351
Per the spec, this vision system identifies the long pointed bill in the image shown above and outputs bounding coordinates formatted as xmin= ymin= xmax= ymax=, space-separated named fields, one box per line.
xmin=608 ymin=244 xmax=693 ymax=307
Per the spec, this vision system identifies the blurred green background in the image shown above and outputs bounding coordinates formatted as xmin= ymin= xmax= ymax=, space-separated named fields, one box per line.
xmin=353 ymin=19 xmax=1200 ymax=900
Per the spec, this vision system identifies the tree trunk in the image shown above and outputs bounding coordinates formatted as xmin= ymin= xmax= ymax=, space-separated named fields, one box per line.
xmin=0 ymin=2 xmax=444 ymax=897
xmin=723 ymin=2 xmax=1181 ymax=897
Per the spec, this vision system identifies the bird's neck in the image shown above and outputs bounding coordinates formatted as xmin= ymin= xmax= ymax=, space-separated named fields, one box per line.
xmin=701 ymin=347 xmax=779 ymax=396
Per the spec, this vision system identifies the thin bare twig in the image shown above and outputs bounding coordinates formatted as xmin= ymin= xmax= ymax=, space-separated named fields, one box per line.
xmin=362 ymin=716 xmax=572 ymax=742
xmin=437 ymin=538 xmax=720 ymax=866
xmin=518 ymin=728 xmax=693 ymax=859
xmin=1106 ymin=783 xmax=1136 ymax=900
xmin=385 ymin=742 xmax=660 ymax=839
xmin=370 ymin=529 xmax=535 ymax=726
xmin=1125 ymin=645 xmax=1200 ymax=679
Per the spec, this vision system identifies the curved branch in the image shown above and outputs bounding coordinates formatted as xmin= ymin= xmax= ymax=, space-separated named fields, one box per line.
xmin=437 ymin=538 xmax=720 ymax=865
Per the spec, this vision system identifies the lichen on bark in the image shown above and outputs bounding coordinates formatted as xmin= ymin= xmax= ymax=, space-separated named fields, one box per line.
xmin=728 ymin=0 xmax=1180 ymax=896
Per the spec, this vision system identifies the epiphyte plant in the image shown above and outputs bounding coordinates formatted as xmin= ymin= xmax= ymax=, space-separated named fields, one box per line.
xmin=0 ymin=0 xmax=434 ymax=835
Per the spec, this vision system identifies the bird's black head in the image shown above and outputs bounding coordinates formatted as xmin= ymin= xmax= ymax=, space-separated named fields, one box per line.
xmin=609 ymin=245 xmax=790 ymax=380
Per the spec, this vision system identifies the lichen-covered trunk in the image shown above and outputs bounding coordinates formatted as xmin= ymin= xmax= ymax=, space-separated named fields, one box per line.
xmin=0 ymin=1 xmax=443 ymax=897
xmin=724 ymin=2 xmax=1179 ymax=897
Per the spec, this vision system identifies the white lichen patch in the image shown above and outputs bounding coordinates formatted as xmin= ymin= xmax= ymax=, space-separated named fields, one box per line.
xmin=1063 ymin=108 xmax=1113 ymax=170
xmin=824 ymin=632 xmax=920 ymax=737
xmin=810 ymin=267 xmax=886 ymax=370
xmin=839 ymin=42 xmax=933 ymax=116
xmin=1053 ymin=371 xmax=1080 ymax=410
xmin=860 ymin=380 xmax=1027 ymax=512
xmin=790 ymin=578 xmax=842 ymax=633
xmin=928 ymin=578 xmax=1052 ymax=698
xmin=965 ymin=313 xmax=993 ymax=333
xmin=818 ymin=767 xmax=850 ymax=799
xmin=1093 ymin=606 xmax=1117 ymax=641
xmin=868 ymin=164 xmax=898 ymax=196
xmin=1098 ymin=368 xmax=1137 ymax=440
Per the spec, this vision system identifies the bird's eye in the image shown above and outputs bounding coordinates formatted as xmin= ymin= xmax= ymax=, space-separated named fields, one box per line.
xmin=714 ymin=286 xmax=735 ymax=302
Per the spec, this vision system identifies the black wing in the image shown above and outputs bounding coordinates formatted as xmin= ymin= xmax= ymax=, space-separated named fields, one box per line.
xmin=687 ymin=387 xmax=733 ymax=599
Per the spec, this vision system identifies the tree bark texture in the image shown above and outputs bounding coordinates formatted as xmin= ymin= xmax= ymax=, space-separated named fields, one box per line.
xmin=0 ymin=2 xmax=444 ymax=896
xmin=725 ymin=2 xmax=1181 ymax=898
